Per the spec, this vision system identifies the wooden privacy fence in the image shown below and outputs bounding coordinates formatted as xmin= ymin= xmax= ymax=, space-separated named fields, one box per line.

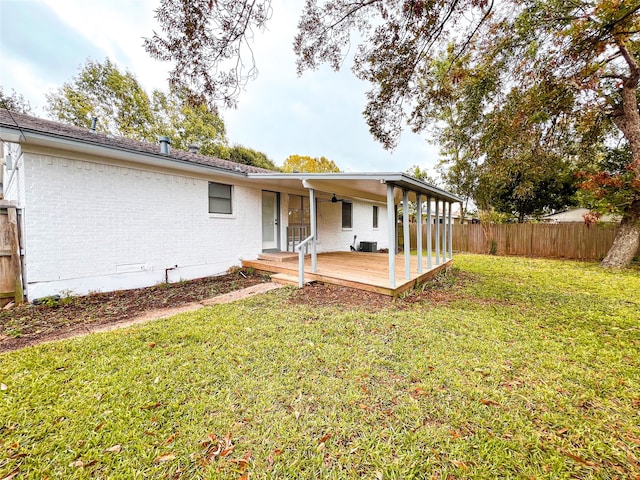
xmin=0 ymin=204 xmax=24 ymax=306
xmin=402 ymin=222 xmax=638 ymax=260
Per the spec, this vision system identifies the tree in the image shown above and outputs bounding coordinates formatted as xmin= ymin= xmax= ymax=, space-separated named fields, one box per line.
xmin=46 ymin=58 xmax=232 ymax=158
xmin=0 ymin=86 xmax=33 ymax=114
xmin=282 ymin=154 xmax=341 ymax=173
xmin=228 ymin=145 xmax=279 ymax=170
xmin=46 ymin=58 xmax=156 ymax=141
xmin=146 ymin=1 xmax=640 ymax=267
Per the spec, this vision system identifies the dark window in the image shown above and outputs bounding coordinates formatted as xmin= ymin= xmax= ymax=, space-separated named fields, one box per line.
xmin=342 ymin=202 xmax=352 ymax=229
xmin=373 ymin=206 xmax=379 ymax=229
xmin=209 ymin=182 xmax=232 ymax=214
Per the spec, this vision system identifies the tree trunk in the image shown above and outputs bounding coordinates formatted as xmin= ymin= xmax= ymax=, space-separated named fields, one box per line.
xmin=601 ymin=198 xmax=640 ymax=268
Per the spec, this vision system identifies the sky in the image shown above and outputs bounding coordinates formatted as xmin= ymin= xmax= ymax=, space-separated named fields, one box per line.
xmin=0 ymin=0 xmax=441 ymax=173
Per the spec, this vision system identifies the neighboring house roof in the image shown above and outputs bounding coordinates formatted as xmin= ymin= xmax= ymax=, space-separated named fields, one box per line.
xmin=542 ymin=208 xmax=618 ymax=223
xmin=0 ymin=109 xmax=272 ymax=175
xmin=0 ymin=109 xmax=461 ymax=203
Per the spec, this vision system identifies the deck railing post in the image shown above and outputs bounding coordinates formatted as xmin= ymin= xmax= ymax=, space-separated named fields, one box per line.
xmin=402 ymin=188 xmax=410 ymax=280
xmin=435 ymin=200 xmax=440 ymax=265
xmin=427 ymin=196 xmax=432 ymax=269
xmin=387 ymin=183 xmax=396 ymax=288
xmin=416 ymin=193 xmax=423 ymax=274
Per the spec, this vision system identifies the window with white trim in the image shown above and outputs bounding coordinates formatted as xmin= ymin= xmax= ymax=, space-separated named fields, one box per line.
xmin=208 ymin=182 xmax=232 ymax=214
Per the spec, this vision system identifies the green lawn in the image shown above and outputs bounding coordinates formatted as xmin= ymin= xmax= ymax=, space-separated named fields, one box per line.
xmin=1 ymin=254 xmax=639 ymax=479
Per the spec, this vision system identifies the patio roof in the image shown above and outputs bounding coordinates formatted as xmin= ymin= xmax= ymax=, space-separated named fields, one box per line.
xmin=247 ymin=172 xmax=462 ymax=204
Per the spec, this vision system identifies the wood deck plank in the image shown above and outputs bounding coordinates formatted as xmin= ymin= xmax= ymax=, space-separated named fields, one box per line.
xmin=243 ymin=252 xmax=453 ymax=297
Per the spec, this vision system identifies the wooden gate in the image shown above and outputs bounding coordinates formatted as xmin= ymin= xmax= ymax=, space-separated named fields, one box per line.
xmin=0 ymin=203 xmax=24 ymax=306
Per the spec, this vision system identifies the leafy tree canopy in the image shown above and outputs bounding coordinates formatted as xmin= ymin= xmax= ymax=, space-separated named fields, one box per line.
xmin=0 ymin=86 xmax=33 ymax=114
xmin=228 ymin=145 xmax=279 ymax=170
xmin=282 ymin=154 xmax=341 ymax=173
xmin=45 ymin=58 xmax=228 ymax=158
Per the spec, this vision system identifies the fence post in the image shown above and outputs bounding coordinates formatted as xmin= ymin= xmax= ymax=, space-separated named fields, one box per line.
xmin=7 ymin=207 xmax=24 ymax=304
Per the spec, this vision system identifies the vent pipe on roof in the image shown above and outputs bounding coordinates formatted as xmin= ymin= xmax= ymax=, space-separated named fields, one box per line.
xmin=90 ymin=117 xmax=98 ymax=132
xmin=188 ymin=143 xmax=200 ymax=154
xmin=158 ymin=136 xmax=171 ymax=155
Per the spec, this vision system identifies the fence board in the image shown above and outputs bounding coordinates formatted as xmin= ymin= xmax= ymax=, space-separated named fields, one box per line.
xmin=402 ymin=222 xmax=637 ymax=260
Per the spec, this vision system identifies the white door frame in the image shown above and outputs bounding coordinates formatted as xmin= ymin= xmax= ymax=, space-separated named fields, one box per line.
xmin=261 ymin=190 xmax=280 ymax=251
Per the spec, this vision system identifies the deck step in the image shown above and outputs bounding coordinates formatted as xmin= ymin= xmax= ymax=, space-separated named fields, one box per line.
xmin=257 ymin=252 xmax=300 ymax=262
xmin=271 ymin=273 xmax=306 ymax=286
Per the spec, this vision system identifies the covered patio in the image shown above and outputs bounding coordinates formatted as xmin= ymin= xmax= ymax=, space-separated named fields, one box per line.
xmin=246 ymin=172 xmax=462 ymax=296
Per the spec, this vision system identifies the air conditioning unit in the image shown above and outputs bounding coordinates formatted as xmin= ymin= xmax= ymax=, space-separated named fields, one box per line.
xmin=360 ymin=241 xmax=377 ymax=252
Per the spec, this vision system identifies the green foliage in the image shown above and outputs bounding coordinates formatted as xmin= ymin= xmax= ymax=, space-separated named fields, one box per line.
xmin=405 ymin=164 xmax=435 ymax=184
xmin=1 ymin=255 xmax=639 ymax=477
xmin=46 ymin=58 xmax=157 ymax=141
xmin=0 ymin=86 xmax=33 ymax=114
xmin=282 ymin=154 xmax=341 ymax=173
xmin=227 ymin=145 xmax=278 ymax=171
xmin=46 ymin=58 xmax=229 ymax=158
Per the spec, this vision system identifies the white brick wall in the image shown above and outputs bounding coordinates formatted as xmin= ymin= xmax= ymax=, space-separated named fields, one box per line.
xmin=21 ymin=152 xmax=262 ymax=299
xmin=2 ymin=142 xmax=26 ymax=206
xmin=316 ymin=199 xmax=388 ymax=252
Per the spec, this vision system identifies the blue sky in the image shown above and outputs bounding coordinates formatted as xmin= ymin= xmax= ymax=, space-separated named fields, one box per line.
xmin=0 ymin=0 xmax=440 ymax=173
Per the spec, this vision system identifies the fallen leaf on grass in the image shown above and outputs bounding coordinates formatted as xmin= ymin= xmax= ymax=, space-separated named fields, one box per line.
xmin=229 ymin=451 xmax=252 ymax=473
xmin=480 ymin=398 xmax=501 ymax=407
xmin=452 ymin=460 xmax=469 ymax=470
xmin=69 ymin=460 xmax=84 ymax=468
xmin=0 ymin=383 xmax=7 ymax=391
xmin=148 ymin=342 xmax=156 ymax=348
xmin=104 ymin=445 xmax=122 ymax=453
xmin=1 ymin=467 xmax=20 ymax=480
xmin=318 ymin=434 xmax=332 ymax=445
xmin=154 ymin=452 xmax=175 ymax=463
xmin=164 ymin=433 xmax=178 ymax=445
xmin=564 ymin=451 xmax=598 ymax=468
xmin=94 ymin=421 xmax=105 ymax=432
xmin=141 ymin=402 xmax=162 ymax=410
xmin=556 ymin=427 xmax=568 ymax=435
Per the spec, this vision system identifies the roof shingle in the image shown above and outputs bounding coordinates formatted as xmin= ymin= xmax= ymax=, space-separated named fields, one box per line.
xmin=0 ymin=109 xmax=273 ymax=174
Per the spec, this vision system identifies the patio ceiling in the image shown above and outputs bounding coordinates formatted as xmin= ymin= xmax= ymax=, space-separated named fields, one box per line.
xmin=246 ymin=172 xmax=462 ymax=204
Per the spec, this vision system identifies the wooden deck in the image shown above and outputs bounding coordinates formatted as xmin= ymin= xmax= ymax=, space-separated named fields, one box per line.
xmin=242 ymin=251 xmax=453 ymax=297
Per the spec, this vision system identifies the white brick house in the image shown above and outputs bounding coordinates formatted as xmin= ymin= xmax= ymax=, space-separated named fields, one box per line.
xmin=0 ymin=109 xmax=460 ymax=299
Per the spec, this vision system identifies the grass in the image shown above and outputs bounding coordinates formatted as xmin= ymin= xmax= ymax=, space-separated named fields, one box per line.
xmin=1 ymin=254 xmax=639 ymax=479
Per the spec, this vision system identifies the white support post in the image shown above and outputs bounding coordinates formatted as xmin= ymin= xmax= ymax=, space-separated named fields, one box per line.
xmin=426 ymin=196 xmax=432 ymax=269
xmin=435 ymin=200 xmax=440 ymax=265
xmin=402 ymin=189 xmax=411 ymax=280
xmin=442 ymin=201 xmax=447 ymax=262
xmin=416 ymin=193 xmax=423 ymax=274
xmin=387 ymin=184 xmax=396 ymax=288
xmin=310 ymin=188 xmax=317 ymax=272
xmin=448 ymin=201 xmax=453 ymax=259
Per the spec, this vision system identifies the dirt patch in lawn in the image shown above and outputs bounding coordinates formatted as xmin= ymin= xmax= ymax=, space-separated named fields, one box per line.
xmin=0 ymin=268 xmax=472 ymax=354
xmin=0 ymin=271 xmax=273 ymax=353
